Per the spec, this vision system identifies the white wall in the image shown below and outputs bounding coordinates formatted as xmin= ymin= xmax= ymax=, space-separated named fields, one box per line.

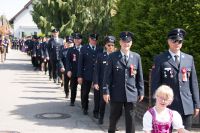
xmin=13 ymin=4 xmax=41 ymax=38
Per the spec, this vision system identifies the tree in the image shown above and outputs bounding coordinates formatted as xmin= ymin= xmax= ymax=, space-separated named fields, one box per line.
xmin=0 ymin=15 xmax=11 ymax=35
xmin=32 ymin=0 xmax=115 ymax=40
xmin=111 ymin=0 xmax=200 ymax=81
xmin=32 ymin=0 xmax=75 ymax=36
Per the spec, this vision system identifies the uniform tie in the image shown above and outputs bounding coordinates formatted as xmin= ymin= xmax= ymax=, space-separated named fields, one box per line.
xmin=174 ymin=55 xmax=180 ymax=67
xmin=92 ymin=46 xmax=95 ymax=51
xmin=76 ymin=46 xmax=80 ymax=51
xmin=124 ymin=55 xmax=128 ymax=64
xmin=55 ymin=38 xmax=58 ymax=42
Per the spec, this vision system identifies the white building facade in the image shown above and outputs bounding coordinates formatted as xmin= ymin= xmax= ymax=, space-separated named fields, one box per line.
xmin=10 ymin=1 xmax=41 ymax=38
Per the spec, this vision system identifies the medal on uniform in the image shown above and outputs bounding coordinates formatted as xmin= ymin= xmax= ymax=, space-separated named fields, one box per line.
xmin=130 ymin=64 xmax=136 ymax=77
xmin=164 ymin=71 xmax=167 ymax=78
xmin=170 ymin=70 xmax=173 ymax=78
xmin=181 ymin=67 xmax=187 ymax=81
xmin=130 ymin=64 xmax=134 ymax=76
xmin=116 ymin=66 xmax=119 ymax=71
xmin=72 ymin=54 xmax=76 ymax=61
xmin=187 ymin=69 xmax=191 ymax=78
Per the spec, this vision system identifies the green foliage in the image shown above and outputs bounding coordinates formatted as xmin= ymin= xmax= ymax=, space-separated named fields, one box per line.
xmin=32 ymin=0 xmax=200 ymax=83
xmin=111 ymin=0 xmax=200 ymax=82
xmin=32 ymin=0 xmax=115 ymax=41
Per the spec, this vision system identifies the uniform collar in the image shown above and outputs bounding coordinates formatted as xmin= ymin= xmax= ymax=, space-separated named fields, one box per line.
xmin=120 ymin=50 xmax=129 ymax=59
xmin=168 ymin=49 xmax=180 ymax=60
xmin=89 ymin=44 xmax=96 ymax=50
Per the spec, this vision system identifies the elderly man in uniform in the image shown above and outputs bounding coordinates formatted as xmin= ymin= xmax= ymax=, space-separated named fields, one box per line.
xmin=77 ymin=33 xmax=103 ymax=115
xmin=48 ymin=29 xmax=64 ymax=83
xmin=151 ymin=28 xmax=200 ymax=130
xmin=103 ymin=31 xmax=144 ymax=133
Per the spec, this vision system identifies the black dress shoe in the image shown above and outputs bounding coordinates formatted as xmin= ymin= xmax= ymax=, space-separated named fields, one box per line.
xmin=93 ymin=113 xmax=99 ymax=119
xmin=83 ymin=110 xmax=88 ymax=115
xmin=98 ymin=118 xmax=103 ymax=124
xmin=115 ymin=127 xmax=119 ymax=131
xmin=108 ymin=128 xmax=119 ymax=133
xmin=65 ymin=93 xmax=69 ymax=98
xmin=61 ymin=82 xmax=63 ymax=87
xmin=70 ymin=102 xmax=74 ymax=106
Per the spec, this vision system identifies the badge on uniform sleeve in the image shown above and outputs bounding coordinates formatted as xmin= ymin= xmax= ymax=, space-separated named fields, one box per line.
xmin=181 ymin=67 xmax=187 ymax=81
xmin=72 ymin=54 xmax=76 ymax=61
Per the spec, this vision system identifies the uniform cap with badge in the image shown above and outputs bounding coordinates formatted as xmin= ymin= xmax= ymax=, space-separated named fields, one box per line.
xmin=32 ymin=35 xmax=38 ymax=39
xmin=51 ymin=28 xmax=59 ymax=33
xmin=167 ymin=28 xmax=186 ymax=40
xmin=119 ymin=31 xmax=134 ymax=42
xmin=72 ymin=32 xmax=82 ymax=39
xmin=104 ymin=36 xmax=116 ymax=44
xmin=66 ymin=36 xmax=74 ymax=43
xmin=89 ymin=33 xmax=99 ymax=40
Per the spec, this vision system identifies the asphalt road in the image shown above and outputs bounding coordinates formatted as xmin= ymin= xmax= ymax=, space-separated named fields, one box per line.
xmin=0 ymin=49 xmax=199 ymax=133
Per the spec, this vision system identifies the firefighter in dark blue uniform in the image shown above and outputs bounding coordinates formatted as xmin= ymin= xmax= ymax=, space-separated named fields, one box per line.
xmin=30 ymin=35 xmax=37 ymax=67
xmin=33 ymin=37 xmax=44 ymax=71
xmin=151 ymin=28 xmax=200 ymax=130
xmin=41 ymin=37 xmax=50 ymax=74
xmin=65 ymin=33 xmax=83 ymax=106
xmin=93 ymin=35 xmax=116 ymax=124
xmin=59 ymin=36 xmax=74 ymax=98
xmin=46 ymin=35 xmax=53 ymax=80
xmin=103 ymin=31 xmax=144 ymax=133
xmin=24 ymin=36 xmax=33 ymax=56
xmin=77 ymin=33 xmax=103 ymax=115
xmin=48 ymin=29 xmax=64 ymax=83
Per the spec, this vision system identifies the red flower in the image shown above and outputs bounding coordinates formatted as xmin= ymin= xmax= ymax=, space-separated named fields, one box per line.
xmin=181 ymin=67 xmax=187 ymax=73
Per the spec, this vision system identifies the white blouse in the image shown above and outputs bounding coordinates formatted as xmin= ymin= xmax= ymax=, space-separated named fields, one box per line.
xmin=143 ymin=107 xmax=184 ymax=131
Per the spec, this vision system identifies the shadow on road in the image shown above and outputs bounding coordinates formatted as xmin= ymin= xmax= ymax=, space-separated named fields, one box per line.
xmin=6 ymin=58 xmax=30 ymax=61
xmin=26 ymin=86 xmax=60 ymax=90
xmin=23 ymin=90 xmax=57 ymax=93
xmin=9 ymin=101 xmax=104 ymax=130
xmin=19 ymin=97 xmax=62 ymax=100
xmin=0 ymin=63 xmax=33 ymax=71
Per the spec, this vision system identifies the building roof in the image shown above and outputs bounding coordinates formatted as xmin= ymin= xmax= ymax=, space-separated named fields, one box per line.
xmin=9 ymin=0 xmax=32 ymax=23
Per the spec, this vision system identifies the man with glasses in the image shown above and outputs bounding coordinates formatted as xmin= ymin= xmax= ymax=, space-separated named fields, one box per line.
xmin=151 ymin=28 xmax=200 ymax=130
xmin=93 ymin=35 xmax=116 ymax=124
xmin=103 ymin=31 xmax=144 ymax=133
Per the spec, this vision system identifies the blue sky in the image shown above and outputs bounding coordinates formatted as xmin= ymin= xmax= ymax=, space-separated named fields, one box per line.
xmin=0 ymin=0 xmax=29 ymax=20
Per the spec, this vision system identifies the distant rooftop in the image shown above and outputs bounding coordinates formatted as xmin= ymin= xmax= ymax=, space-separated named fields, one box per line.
xmin=9 ymin=0 xmax=32 ymax=23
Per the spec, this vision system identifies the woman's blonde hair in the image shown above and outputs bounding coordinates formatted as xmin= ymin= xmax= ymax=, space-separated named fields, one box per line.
xmin=155 ymin=85 xmax=174 ymax=100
